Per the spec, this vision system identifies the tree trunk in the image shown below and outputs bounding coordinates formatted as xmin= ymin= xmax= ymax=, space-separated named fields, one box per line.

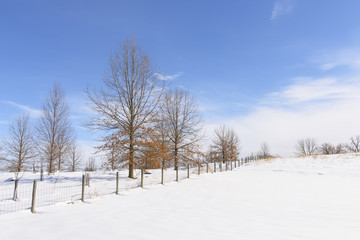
xmin=128 ymin=132 xmax=134 ymax=178
xmin=174 ymin=145 xmax=178 ymax=170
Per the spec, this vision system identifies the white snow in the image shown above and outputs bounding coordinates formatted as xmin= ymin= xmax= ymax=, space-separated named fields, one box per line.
xmin=1 ymin=154 xmax=360 ymax=240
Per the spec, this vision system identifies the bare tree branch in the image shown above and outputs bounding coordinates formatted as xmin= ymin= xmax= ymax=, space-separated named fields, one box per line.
xmin=86 ymin=39 xmax=163 ymax=178
xmin=36 ymin=83 xmax=73 ymax=173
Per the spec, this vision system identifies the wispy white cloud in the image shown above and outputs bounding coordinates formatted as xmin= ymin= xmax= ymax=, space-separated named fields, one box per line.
xmin=316 ymin=48 xmax=360 ymax=71
xmin=155 ymin=72 xmax=183 ymax=81
xmin=3 ymin=101 xmax=42 ymax=118
xmin=266 ymin=77 xmax=360 ymax=104
xmin=271 ymin=0 xmax=295 ymax=20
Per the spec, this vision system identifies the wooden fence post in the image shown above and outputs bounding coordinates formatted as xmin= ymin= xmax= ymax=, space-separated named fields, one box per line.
xmin=220 ymin=163 xmax=222 ymax=172
xmin=141 ymin=169 xmax=144 ymax=188
xmin=206 ymin=163 xmax=209 ymax=173
xmin=187 ymin=164 xmax=190 ymax=178
xmin=31 ymin=180 xmax=37 ymax=213
xmin=198 ymin=163 xmax=200 ymax=175
xmin=116 ymin=172 xmax=119 ymax=195
xmin=176 ymin=166 xmax=179 ymax=182
xmin=81 ymin=175 xmax=85 ymax=202
xmin=40 ymin=167 xmax=44 ymax=181
xmin=214 ymin=161 xmax=216 ymax=173
xmin=161 ymin=166 xmax=164 ymax=185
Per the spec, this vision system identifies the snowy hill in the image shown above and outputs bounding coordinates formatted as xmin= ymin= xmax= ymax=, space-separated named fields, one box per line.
xmin=1 ymin=154 xmax=360 ymax=240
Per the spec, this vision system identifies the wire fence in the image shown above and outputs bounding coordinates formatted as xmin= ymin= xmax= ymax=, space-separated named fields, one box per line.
xmin=0 ymin=159 xmax=252 ymax=215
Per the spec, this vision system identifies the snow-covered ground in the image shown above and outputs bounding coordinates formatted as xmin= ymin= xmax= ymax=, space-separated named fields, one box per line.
xmin=1 ymin=154 xmax=360 ymax=240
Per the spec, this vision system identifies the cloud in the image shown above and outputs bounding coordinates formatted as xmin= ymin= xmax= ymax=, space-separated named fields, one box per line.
xmin=3 ymin=101 xmax=42 ymax=118
xmin=155 ymin=72 xmax=183 ymax=81
xmin=205 ymin=77 xmax=360 ymax=157
xmin=267 ymin=77 xmax=360 ymax=104
xmin=271 ymin=0 xmax=295 ymax=20
xmin=317 ymin=48 xmax=360 ymax=71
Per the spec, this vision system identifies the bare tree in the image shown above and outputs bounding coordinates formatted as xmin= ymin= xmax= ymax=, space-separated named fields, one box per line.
xmin=227 ymin=128 xmax=240 ymax=163
xmin=55 ymin=128 xmax=74 ymax=171
xmin=67 ymin=142 xmax=82 ymax=172
xmin=258 ymin=142 xmax=270 ymax=159
xmin=211 ymin=125 xmax=240 ymax=164
xmin=85 ymin=157 xmax=97 ymax=172
xmin=212 ymin=125 xmax=230 ymax=163
xmin=2 ymin=114 xmax=37 ymax=172
xmin=86 ymin=39 xmax=163 ymax=178
xmin=320 ymin=143 xmax=345 ymax=155
xmin=161 ymin=88 xmax=203 ymax=169
xmin=346 ymin=136 xmax=360 ymax=153
xmin=295 ymin=138 xmax=318 ymax=156
xmin=99 ymin=137 xmax=125 ymax=171
xmin=37 ymin=83 xmax=73 ymax=173
xmin=2 ymin=114 xmax=37 ymax=200
xmin=0 ymin=146 xmax=4 ymax=170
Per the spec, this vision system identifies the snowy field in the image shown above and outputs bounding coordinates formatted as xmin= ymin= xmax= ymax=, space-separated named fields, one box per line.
xmin=1 ymin=154 xmax=360 ymax=239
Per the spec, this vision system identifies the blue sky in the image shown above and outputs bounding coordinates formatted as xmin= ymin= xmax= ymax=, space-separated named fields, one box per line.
xmin=1 ymin=0 xmax=360 ymax=156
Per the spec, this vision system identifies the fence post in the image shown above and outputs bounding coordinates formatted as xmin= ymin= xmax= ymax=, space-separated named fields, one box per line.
xmin=81 ymin=175 xmax=85 ymax=202
xmin=206 ymin=163 xmax=209 ymax=173
xmin=220 ymin=163 xmax=222 ymax=172
xmin=31 ymin=180 xmax=37 ymax=213
xmin=176 ymin=166 xmax=179 ymax=182
xmin=40 ymin=167 xmax=44 ymax=181
xmin=231 ymin=161 xmax=233 ymax=170
xmin=235 ymin=160 xmax=237 ymax=168
xmin=161 ymin=166 xmax=164 ymax=185
xmin=141 ymin=169 xmax=144 ymax=188
xmin=198 ymin=163 xmax=200 ymax=175
xmin=187 ymin=164 xmax=190 ymax=178
xmin=116 ymin=172 xmax=119 ymax=195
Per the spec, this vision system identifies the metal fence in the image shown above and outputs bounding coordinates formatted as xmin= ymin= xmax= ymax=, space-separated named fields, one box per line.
xmin=0 ymin=160 xmax=249 ymax=215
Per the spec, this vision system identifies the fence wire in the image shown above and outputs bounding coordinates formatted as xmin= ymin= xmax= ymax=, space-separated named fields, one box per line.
xmin=0 ymin=160 xmax=245 ymax=215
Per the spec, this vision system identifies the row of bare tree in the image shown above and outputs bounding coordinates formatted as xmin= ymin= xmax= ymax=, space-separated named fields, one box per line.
xmin=295 ymin=136 xmax=360 ymax=156
xmin=86 ymin=40 xmax=205 ymax=178
xmin=0 ymin=84 xmax=83 ymax=174
xmin=0 ymin=40 xmax=241 ymax=179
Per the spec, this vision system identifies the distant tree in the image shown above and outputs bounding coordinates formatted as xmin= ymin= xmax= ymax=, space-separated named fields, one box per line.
xmin=320 ymin=143 xmax=334 ymax=155
xmin=99 ymin=134 xmax=125 ymax=171
xmin=85 ymin=157 xmax=97 ymax=172
xmin=211 ymin=125 xmax=240 ymax=163
xmin=0 ymin=146 xmax=4 ymax=170
xmin=2 ymin=114 xmax=37 ymax=172
xmin=55 ymin=127 xmax=74 ymax=171
xmin=212 ymin=125 xmax=230 ymax=163
xmin=37 ymin=83 xmax=73 ymax=173
xmin=346 ymin=136 xmax=360 ymax=153
xmin=258 ymin=142 xmax=270 ymax=159
xmin=161 ymin=88 xmax=203 ymax=169
xmin=67 ymin=142 xmax=82 ymax=172
xmin=2 ymin=114 xmax=37 ymax=200
xmin=86 ymin=39 xmax=163 ymax=178
xmin=295 ymin=138 xmax=317 ymax=156
xmin=227 ymin=129 xmax=240 ymax=163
